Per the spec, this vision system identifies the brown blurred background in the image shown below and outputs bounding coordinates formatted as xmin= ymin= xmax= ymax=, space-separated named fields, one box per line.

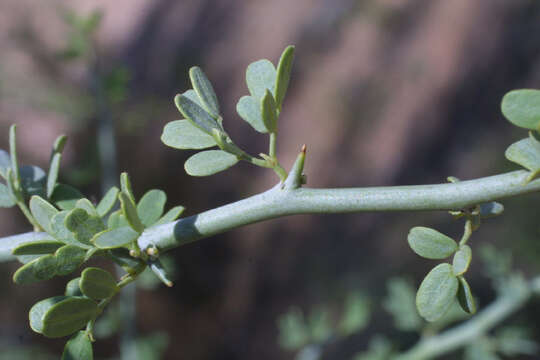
xmin=1 ymin=0 xmax=540 ymax=359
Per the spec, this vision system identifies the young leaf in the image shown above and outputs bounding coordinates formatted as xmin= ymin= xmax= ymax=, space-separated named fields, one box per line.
xmin=92 ymin=226 xmax=139 ymax=249
xmin=182 ymin=89 xmax=205 ymax=107
xmin=0 ymin=183 xmax=16 ymax=207
xmin=275 ymin=45 xmax=295 ymax=109
xmin=107 ymin=210 xmax=130 ymax=229
xmin=55 ymin=245 xmax=86 ymax=276
xmin=75 ymin=198 xmax=98 ymax=217
xmin=96 ymin=186 xmax=119 ymax=217
xmin=137 ymin=189 xmax=166 ymax=227
xmin=29 ymin=296 xmax=68 ymax=334
xmin=149 ymin=259 xmax=173 ymax=287
xmin=407 ymin=227 xmax=458 ymax=259
xmin=416 ymin=263 xmax=459 ymax=322
xmin=501 ymin=89 xmax=540 ymax=130
xmin=29 ymin=196 xmax=59 ymax=234
xmin=161 ymin=120 xmax=218 ymax=150
xmin=119 ymin=192 xmax=144 ymax=233
xmin=184 ymin=150 xmax=239 ymax=176
xmin=62 ymin=331 xmax=93 ymax=360
xmin=453 ymin=245 xmax=472 ymax=276
xmin=64 ymin=208 xmax=106 ymax=246
xmin=51 ymin=184 xmax=85 ymax=210
xmin=80 ymin=267 xmax=118 ymax=300
xmin=47 ymin=153 xmax=62 ymax=199
xmin=65 ymin=277 xmax=83 ymax=297
xmin=174 ymin=94 xmax=219 ymax=134
xmin=189 ymin=66 xmax=220 ymax=118
xmin=236 ymin=96 xmax=268 ymax=133
xmin=457 ymin=276 xmax=476 ymax=314
xmin=261 ymin=89 xmax=278 ymax=133
xmin=51 ymin=211 xmax=92 ymax=249
xmin=12 ymin=239 xmax=64 ymax=255
xmin=42 ymin=297 xmax=99 ymax=338
xmin=20 ymin=165 xmax=47 ymax=198
xmin=246 ymin=59 xmax=276 ymax=99
xmin=505 ymin=136 xmax=540 ymax=177
xmin=0 ymin=149 xmax=10 ymax=179
xmin=155 ymin=205 xmax=185 ymax=225
xmin=120 ymin=172 xmax=136 ymax=203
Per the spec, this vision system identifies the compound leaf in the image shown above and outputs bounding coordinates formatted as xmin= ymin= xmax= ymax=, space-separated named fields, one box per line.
xmin=453 ymin=245 xmax=472 ymax=276
xmin=184 ymin=150 xmax=239 ymax=176
xmin=408 ymin=227 xmax=458 ymax=259
xmin=161 ymin=119 xmax=217 ymax=150
xmin=416 ymin=263 xmax=459 ymax=322
xmin=137 ymin=189 xmax=166 ymax=227
xmin=80 ymin=267 xmax=118 ymax=300
xmin=62 ymin=331 xmax=93 ymax=360
xmin=246 ymin=59 xmax=276 ymax=99
xmin=236 ymin=95 xmax=268 ymax=133
xmin=174 ymin=94 xmax=219 ymax=134
xmin=92 ymin=226 xmax=139 ymax=249
xmin=275 ymin=45 xmax=295 ymax=109
xmin=501 ymin=89 xmax=540 ymax=130
xmin=96 ymin=186 xmax=119 ymax=217
xmin=189 ymin=66 xmax=220 ymax=117
xmin=42 ymin=297 xmax=98 ymax=338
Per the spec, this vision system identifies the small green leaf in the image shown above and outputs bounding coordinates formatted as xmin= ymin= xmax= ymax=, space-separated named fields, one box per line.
xmin=501 ymin=89 xmax=540 ymax=130
xmin=47 ymin=153 xmax=62 ymax=198
xmin=246 ymin=59 xmax=276 ymax=99
xmin=53 ymin=135 xmax=68 ymax=153
xmin=261 ymin=89 xmax=278 ymax=133
xmin=96 ymin=186 xmax=119 ymax=217
xmin=505 ymin=136 xmax=540 ymax=176
xmin=0 ymin=149 xmax=10 ymax=179
xmin=453 ymin=245 xmax=472 ymax=276
xmin=12 ymin=239 xmax=64 ymax=255
xmin=92 ymin=226 xmax=139 ymax=249
xmin=55 ymin=245 xmax=86 ymax=276
xmin=0 ymin=183 xmax=16 ymax=207
xmin=42 ymin=297 xmax=98 ymax=338
xmin=13 ymin=254 xmax=57 ymax=284
xmin=119 ymin=192 xmax=144 ymax=233
xmin=76 ymin=198 xmax=98 ymax=217
xmin=149 ymin=259 xmax=173 ymax=287
xmin=80 ymin=267 xmax=118 ymax=300
xmin=64 ymin=208 xmax=106 ymax=245
xmin=120 ymin=172 xmax=136 ymax=203
xmin=20 ymin=165 xmax=47 ymax=198
xmin=51 ymin=211 xmax=92 ymax=249
xmin=275 ymin=45 xmax=295 ymax=109
xmin=407 ymin=227 xmax=458 ymax=259
xmin=51 ymin=184 xmax=85 ymax=210
xmin=182 ymin=89 xmax=205 ymax=107
xmin=107 ymin=210 xmax=130 ymax=229
xmin=416 ymin=263 xmax=459 ymax=322
xmin=155 ymin=205 xmax=185 ymax=225
xmin=236 ymin=96 xmax=268 ymax=133
xmin=184 ymin=150 xmax=239 ymax=176
xmin=137 ymin=189 xmax=166 ymax=227
xmin=62 ymin=330 xmax=93 ymax=360
xmin=189 ymin=66 xmax=220 ymax=117
xmin=174 ymin=94 xmax=219 ymax=134
xmin=161 ymin=120 xmax=217 ymax=149
xmin=29 ymin=296 xmax=67 ymax=334
xmin=65 ymin=277 xmax=83 ymax=296
xmin=457 ymin=276 xmax=476 ymax=314
xmin=30 ymin=196 xmax=59 ymax=234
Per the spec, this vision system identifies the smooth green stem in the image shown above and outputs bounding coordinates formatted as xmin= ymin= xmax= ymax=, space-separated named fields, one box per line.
xmin=395 ymin=277 xmax=535 ymax=360
xmin=269 ymin=132 xmax=277 ymax=158
xmin=136 ymin=170 xmax=540 ymax=252
xmin=459 ymin=220 xmax=473 ymax=246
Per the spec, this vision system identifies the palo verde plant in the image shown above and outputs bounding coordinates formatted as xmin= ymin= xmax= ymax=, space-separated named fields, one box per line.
xmin=1 ymin=45 xmax=540 ymax=359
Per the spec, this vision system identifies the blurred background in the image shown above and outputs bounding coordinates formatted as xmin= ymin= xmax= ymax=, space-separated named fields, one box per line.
xmin=1 ymin=0 xmax=540 ymax=359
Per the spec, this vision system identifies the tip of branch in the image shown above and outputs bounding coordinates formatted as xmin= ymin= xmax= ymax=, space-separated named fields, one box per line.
xmin=301 ymin=144 xmax=307 ymax=153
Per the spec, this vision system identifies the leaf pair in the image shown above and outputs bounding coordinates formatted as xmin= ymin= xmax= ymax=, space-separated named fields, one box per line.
xmin=408 ymin=227 xmax=476 ymax=321
xmin=236 ymin=45 xmax=295 ymax=133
